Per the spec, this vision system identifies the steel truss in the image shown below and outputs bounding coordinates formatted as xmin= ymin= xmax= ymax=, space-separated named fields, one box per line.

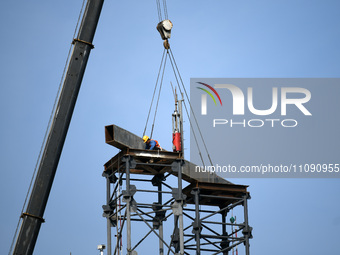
xmin=102 ymin=152 xmax=252 ymax=255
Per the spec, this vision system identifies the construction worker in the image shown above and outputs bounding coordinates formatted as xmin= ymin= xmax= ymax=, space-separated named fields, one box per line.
xmin=143 ymin=136 xmax=162 ymax=150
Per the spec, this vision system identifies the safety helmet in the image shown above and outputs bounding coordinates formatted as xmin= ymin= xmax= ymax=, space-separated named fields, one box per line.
xmin=143 ymin=135 xmax=149 ymax=143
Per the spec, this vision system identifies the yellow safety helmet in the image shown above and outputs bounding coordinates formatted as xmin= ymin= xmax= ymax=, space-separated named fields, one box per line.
xmin=142 ymin=135 xmax=149 ymax=143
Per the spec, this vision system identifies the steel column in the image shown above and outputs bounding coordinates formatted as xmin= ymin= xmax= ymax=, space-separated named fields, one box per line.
xmin=124 ymin=156 xmax=132 ymax=255
xmin=243 ymin=196 xmax=250 ymax=255
xmin=106 ymin=175 xmax=112 ymax=255
xmin=221 ymin=210 xmax=228 ymax=255
xmin=193 ymin=188 xmax=201 ymax=255
xmin=158 ymin=182 xmax=164 ymax=255
xmin=176 ymin=160 xmax=184 ymax=255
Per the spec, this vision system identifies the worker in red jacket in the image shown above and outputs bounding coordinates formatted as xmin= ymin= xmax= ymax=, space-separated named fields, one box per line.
xmin=143 ymin=136 xmax=162 ymax=150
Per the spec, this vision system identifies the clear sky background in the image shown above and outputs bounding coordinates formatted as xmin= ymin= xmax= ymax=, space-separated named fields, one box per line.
xmin=1 ymin=1 xmax=340 ymax=255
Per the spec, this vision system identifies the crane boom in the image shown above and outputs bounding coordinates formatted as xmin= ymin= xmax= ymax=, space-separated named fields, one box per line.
xmin=13 ymin=0 xmax=104 ymax=254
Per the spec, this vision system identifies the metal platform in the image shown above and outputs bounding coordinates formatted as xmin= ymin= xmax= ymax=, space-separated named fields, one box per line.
xmin=105 ymin=125 xmax=232 ymax=185
xmin=102 ymin=124 xmax=252 ymax=255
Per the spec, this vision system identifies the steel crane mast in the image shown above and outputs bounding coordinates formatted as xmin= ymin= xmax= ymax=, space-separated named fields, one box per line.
xmin=13 ymin=0 xmax=104 ymax=254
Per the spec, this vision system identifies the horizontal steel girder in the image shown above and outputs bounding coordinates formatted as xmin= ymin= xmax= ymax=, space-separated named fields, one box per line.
xmin=104 ymin=124 xmax=235 ymax=185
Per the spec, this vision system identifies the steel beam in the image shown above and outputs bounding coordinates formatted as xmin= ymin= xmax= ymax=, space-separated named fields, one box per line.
xmin=104 ymin=124 xmax=234 ymax=185
xmin=104 ymin=151 xmax=232 ymax=186
xmin=105 ymin=124 xmax=145 ymax=150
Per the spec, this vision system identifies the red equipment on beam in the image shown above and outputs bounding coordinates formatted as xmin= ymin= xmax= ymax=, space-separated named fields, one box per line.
xmin=173 ymin=132 xmax=182 ymax=152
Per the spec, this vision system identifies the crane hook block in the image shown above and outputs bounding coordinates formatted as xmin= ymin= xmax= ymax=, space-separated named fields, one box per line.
xmin=163 ymin=39 xmax=170 ymax=49
xmin=157 ymin=20 xmax=173 ymax=40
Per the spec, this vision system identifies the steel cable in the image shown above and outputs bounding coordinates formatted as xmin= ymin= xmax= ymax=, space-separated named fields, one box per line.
xmin=143 ymin=49 xmax=166 ymax=137
xmin=156 ymin=0 xmax=162 ymax=22
xmin=168 ymin=48 xmax=214 ymax=166
xmin=166 ymin=51 xmax=206 ymax=168
xmin=163 ymin=0 xmax=168 ymax=20
xmin=150 ymin=52 xmax=168 ymax=138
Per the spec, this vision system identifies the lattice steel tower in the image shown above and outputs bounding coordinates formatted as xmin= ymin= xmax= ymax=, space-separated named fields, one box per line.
xmin=101 ymin=125 xmax=252 ymax=255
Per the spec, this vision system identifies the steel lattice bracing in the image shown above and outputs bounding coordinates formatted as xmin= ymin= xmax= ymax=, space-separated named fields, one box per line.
xmin=102 ymin=125 xmax=252 ymax=255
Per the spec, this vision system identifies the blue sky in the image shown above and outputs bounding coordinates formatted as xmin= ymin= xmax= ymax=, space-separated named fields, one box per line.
xmin=1 ymin=1 xmax=340 ymax=254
